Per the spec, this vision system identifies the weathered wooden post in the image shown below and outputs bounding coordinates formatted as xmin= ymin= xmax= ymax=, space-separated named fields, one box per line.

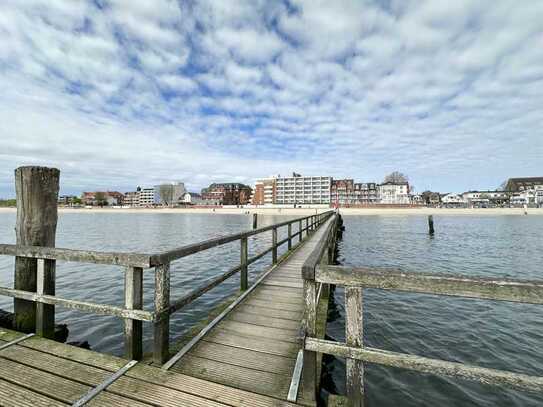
xmin=301 ymin=274 xmax=318 ymax=401
xmin=36 ymin=258 xmax=55 ymax=338
xmin=125 ymin=266 xmax=143 ymax=360
xmin=346 ymin=287 xmax=364 ymax=406
xmin=14 ymin=166 xmax=59 ymax=334
xmin=428 ymin=215 xmax=435 ymax=235
xmin=272 ymin=227 xmax=278 ymax=264
xmin=252 ymin=213 xmax=258 ymax=229
xmin=154 ymin=262 xmax=170 ymax=364
xmin=288 ymin=223 xmax=292 ymax=250
xmin=240 ymin=237 xmax=248 ymax=291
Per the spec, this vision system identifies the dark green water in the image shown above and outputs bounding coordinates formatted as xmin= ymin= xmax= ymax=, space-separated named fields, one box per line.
xmin=324 ymin=215 xmax=543 ymax=406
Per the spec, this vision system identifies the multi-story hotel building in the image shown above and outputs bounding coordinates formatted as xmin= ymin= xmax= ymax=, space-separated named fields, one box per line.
xmin=275 ymin=174 xmax=332 ymax=205
xmin=251 ymin=177 xmax=277 ymax=206
xmin=139 ymin=187 xmax=156 ymax=206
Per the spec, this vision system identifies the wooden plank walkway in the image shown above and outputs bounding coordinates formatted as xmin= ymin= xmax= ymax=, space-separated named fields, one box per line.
xmin=0 ymin=328 xmax=299 ymax=406
xmin=169 ymin=217 xmax=335 ymax=406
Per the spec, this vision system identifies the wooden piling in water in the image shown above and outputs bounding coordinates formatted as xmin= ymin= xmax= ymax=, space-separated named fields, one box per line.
xmin=428 ymin=215 xmax=435 ymax=235
xmin=14 ymin=166 xmax=59 ymax=335
xmin=252 ymin=213 xmax=258 ymax=229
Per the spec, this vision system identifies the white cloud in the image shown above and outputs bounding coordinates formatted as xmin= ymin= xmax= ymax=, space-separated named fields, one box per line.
xmin=0 ymin=0 xmax=542 ymax=196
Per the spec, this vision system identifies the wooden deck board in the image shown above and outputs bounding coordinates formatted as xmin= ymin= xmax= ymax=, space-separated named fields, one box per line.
xmin=0 ymin=328 xmax=299 ymax=407
xmin=172 ymin=217 xmax=335 ymax=406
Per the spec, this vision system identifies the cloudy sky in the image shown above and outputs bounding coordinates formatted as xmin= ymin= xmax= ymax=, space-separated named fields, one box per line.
xmin=1 ymin=0 xmax=542 ymax=196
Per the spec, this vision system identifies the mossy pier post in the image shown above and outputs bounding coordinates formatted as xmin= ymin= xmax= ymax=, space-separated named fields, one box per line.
xmin=14 ymin=166 xmax=59 ymax=337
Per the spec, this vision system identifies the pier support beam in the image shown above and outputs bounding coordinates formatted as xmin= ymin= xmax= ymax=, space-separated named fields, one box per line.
xmin=124 ymin=266 xmax=143 ymax=360
xmin=14 ymin=166 xmax=59 ymax=334
xmin=154 ymin=262 xmax=170 ymax=365
xmin=240 ymin=237 xmax=248 ymax=291
xmin=272 ymin=227 xmax=278 ymax=264
xmin=346 ymin=287 xmax=364 ymax=406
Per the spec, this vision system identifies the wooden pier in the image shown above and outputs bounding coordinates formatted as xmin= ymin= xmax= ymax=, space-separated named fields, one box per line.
xmin=0 ymin=211 xmax=338 ymax=406
xmin=2 ymin=167 xmax=543 ymax=406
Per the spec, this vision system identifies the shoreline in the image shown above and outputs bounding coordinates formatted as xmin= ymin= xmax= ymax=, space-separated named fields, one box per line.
xmin=1 ymin=207 xmax=542 ymax=216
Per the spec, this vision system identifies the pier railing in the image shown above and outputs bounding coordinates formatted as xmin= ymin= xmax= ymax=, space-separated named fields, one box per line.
xmin=0 ymin=210 xmax=334 ymax=364
xmin=301 ymin=223 xmax=543 ymax=406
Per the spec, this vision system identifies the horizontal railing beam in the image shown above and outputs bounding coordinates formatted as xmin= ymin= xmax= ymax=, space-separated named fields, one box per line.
xmin=0 ymin=286 xmax=154 ymax=321
xmin=150 ymin=211 xmax=334 ymax=265
xmin=315 ymin=266 xmax=543 ymax=305
xmin=301 ymin=214 xmax=337 ymax=280
xmin=0 ymin=244 xmax=152 ymax=268
xmin=305 ymin=338 xmax=543 ymax=393
xmin=167 ymin=265 xmax=242 ymax=316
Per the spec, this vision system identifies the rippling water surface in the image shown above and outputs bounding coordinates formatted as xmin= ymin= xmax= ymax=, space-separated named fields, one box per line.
xmin=0 ymin=211 xmax=297 ymax=355
xmin=324 ymin=214 xmax=543 ymax=406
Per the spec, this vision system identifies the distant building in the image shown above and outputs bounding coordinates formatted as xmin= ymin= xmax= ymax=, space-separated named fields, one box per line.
xmin=201 ymin=183 xmax=252 ymax=206
xmin=331 ymin=179 xmax=355 ymax=205
xmin=58 ymin=195 xmax=79 ymax=206
xmin=123 ymin=190 xmax=141 ymax=207
xmin=505 ymin=177 xmax=543 ymax=192
xmin=462 ymin=190 xmax=509 ymax=207
xmin=154 ymin=182 xmax=186 ymax=206
xmin=378 ymin=182 xmax=410 ymax=204
xmin=353 ymin=182 xmax=379 ymax=205
xmin=182 ymin=192 xmax=220 ymax=206
xmin=441 ymin=193 xmax=464 ymax=206
xmin=410 ymin=194 xmax=423 ymax=204
xmin=275 ymin=174 xmax=332 ymax=205
xmin=139 ymin=188 xmax=156 ymax=207
xmin=251 ymin=177 xmax=277 ymax=206
xmin=81 ymin=191 xmax=124 ymax=206
xmin=510 ymin=186 xmax=543 ymax=207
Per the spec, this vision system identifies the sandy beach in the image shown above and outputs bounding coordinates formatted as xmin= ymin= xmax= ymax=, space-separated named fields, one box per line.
xmin=1 ymin=207 xmax=542 ymax=216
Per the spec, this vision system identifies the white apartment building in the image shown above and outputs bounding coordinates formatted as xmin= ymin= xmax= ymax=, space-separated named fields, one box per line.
xmin=378 ymin=182 xmax=410 ymax=204
xmin=275 ymin=174 xmax=332 ymax=205
xmin=441 ymin=193 xmax=465 ymax=205
xmin=511 ymin=186 xmax=543 ymax=206
xmin=462 ymin=190 xmax=508 ymax=206
xmin=139 ymin=188 xmax=156 ymax=206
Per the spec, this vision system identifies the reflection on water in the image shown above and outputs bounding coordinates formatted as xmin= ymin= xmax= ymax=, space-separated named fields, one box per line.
xmin=323 ymin=215 xmax=543 ymax=407
xmin=0 ymin=211 xmax=298 ymax=355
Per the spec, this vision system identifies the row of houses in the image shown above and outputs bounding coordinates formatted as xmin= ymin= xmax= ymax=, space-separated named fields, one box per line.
xmin=437 ymin=177 xmax=543 ymax=207
xmin=67 ymin=182 xmax=252 ymax=207
xmin=60 ymin=176 xmax=543 ymax=208
xmin=250 ymin=174 xmax=411 ymax=206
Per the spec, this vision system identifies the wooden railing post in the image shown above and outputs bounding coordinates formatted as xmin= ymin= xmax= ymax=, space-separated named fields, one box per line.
xmin=14 ymin=166 xmax=59 ymax=332
xmin=125 ymin=266 xmax=143 ymax=360
xmin=272 ymin=227 xmax=278 ymax=264
xmin=288 ymin=223 xmax=292 ymax=250
xmin=154 ymin=262 xmax=170 ymax=365
xmin=346 ymin=287 xmax=364 ymax=406
xmin=36 ymin=258 xmax=55 ymax=338
xmin=240 ymin=237 xmax=248 ymax=291
xmin=299 ymin=220 xmax=303 ymax=242
xmin=302 ymin=278 xmax=318 ymax=400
